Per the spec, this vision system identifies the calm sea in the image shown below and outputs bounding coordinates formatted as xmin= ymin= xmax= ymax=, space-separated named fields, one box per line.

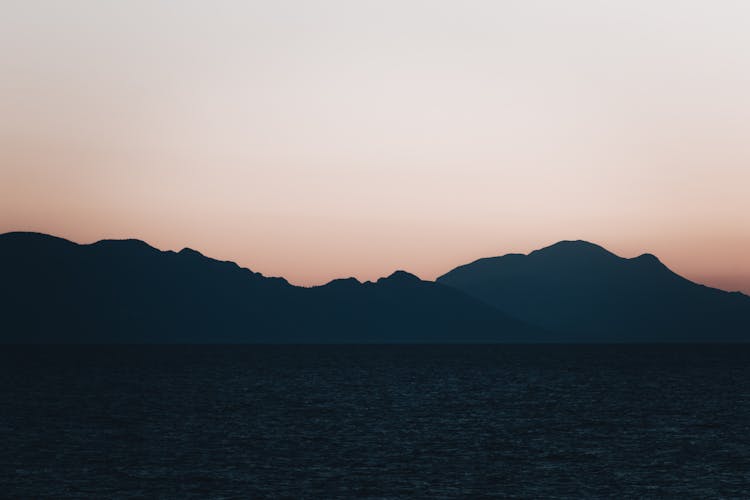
xmin=1 ymin=345 xmax=749 ymax=498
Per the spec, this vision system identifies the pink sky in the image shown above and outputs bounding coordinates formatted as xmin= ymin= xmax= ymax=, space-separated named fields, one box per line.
xmin=1 ymin=1 xmax=749 ymax=292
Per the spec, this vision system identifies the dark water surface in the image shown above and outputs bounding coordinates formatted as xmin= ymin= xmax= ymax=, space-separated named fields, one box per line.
xmin=2 ymin=345 xmax=750 ymax=498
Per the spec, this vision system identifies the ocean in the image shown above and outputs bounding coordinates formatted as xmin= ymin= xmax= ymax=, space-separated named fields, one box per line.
xmin=1 ymin=345 xmax=749 ymax=498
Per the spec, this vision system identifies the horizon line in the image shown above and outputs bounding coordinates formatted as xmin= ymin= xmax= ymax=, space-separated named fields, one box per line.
xmin=2 ymin=229 xmax=748 ymax=297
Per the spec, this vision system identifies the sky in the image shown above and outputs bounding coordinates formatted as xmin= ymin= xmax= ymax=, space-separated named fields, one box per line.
xmin=1 ymin=1 xmax=749 ymax=292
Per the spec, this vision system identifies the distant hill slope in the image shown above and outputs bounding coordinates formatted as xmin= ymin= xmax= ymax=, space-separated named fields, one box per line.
xmin=0 ymin=232 xmax=539 ymax=343
xmin=437 ymin=240 xmax=750 ymax=341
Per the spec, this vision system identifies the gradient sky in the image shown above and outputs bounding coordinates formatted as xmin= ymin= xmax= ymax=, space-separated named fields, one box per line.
xmin=1 ymin=1 xmax=749 ymax=291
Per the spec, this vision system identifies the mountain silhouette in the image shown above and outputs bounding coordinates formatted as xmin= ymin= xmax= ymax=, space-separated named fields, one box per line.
xmin=437 ymin=240 xmax=750 ymax=341
xmin=0 ymin=232 xmax=539 ymax=343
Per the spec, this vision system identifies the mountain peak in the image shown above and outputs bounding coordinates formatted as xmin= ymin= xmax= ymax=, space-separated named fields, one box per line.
xmin=377 ymin=270 xmax=422 ymax=284
xmin=633 ymin=252 xmax=661 ymax=263
xmin=0 ymin=231 xmax=74 ymax=245
xmin=322 ymin=277 xmax=361 ymax=288
xmin=179 ymin=247 xmax=205 ymax=258
xmin=92 ymin=238 xmax=158 ymax=253
xmin=529 ymin=240 xmax=616 ymax=259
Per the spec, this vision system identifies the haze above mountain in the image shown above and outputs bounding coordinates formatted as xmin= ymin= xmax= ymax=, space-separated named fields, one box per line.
xmin=2 ymin=232 xmax=748 ymax=343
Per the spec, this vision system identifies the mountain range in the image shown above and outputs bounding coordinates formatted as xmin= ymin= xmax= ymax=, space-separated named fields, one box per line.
xmin=1 ymin=232 xmax=748 ymax=343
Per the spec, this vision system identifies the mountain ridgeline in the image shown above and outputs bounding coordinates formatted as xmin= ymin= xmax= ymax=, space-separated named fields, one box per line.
xmin=0 ymin=232 xmax=536 ymax=343
xmin=438 ymin=240 xmax=750 ymax=342
xmin=1 ymin=233 xmax=748 ymax=343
